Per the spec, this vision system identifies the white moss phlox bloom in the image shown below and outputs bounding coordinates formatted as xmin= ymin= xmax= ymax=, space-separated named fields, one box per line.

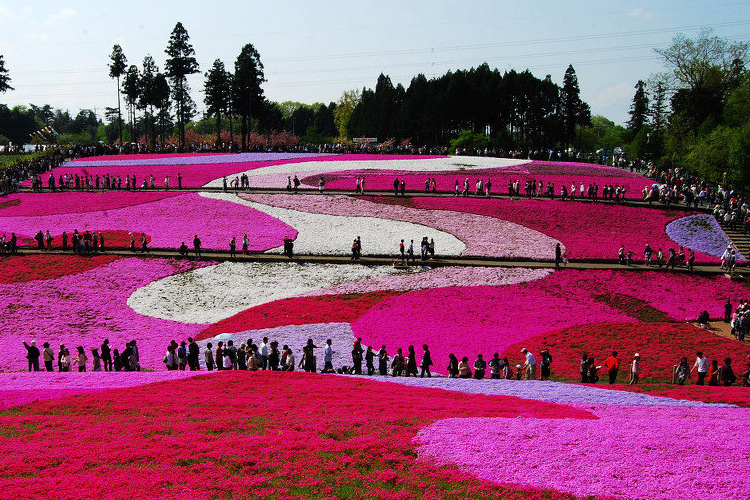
xmin=201 ymin=192 xmax=467 ymax=256
xmin=202 ymin=156 xmax=532 ymax=188
xmin=127 ymin=262 xmax=413 ymax=324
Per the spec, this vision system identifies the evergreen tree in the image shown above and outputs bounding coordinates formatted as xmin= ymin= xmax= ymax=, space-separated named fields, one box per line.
xmin=139 ymin=55 xmax=159 ymax=145
xmin=108 ymin=45 xmax=127 ymax=144
xmin=204 ymin=59 xmax=231 ymax=147
xmin=232 ymin=44 xmax=265 ymax=150
xmin=627 ymin=80 xmax=650 ymax=138
xmin=560 ymin=64 xmax=590 ymax=148
xmin=122 ymin=65 xmax=141 ymax=140
xmin=165 ymin=22 xmax=199 ymax=148
xmin=153 ymin=73 xmax=171 ymax=143
xmin=0 ymin=54 xmax=12 ymax=94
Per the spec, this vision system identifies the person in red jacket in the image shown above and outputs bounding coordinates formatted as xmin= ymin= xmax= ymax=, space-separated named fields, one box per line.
xmin=604 ymin=351 xmax=620 ymax=384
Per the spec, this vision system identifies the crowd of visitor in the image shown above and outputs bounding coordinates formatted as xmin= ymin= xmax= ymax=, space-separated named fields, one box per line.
xmin=22 ymin=339 xmax=140 ymax=372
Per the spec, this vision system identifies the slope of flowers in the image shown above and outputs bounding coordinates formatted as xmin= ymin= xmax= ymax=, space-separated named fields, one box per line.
xmin=415 ymin=405 xmax=750 ymax=500
xmin=27 ymin=153 xmax=327 ymax=188
xmin=0 ymin=254 xmax=119 ymax=283
xmin=202 ymin=155 xmax=517 ymax=190
xmin=0 ymin=257 xmax=212 ymax=371
xmin=667 ymin=214 xmax=746 ymax=261
xmin=0 ymin=371 xmax=593 ymax=500
xmin=240 ymin=193 xmax=563 ymax=259
xmin=0 ymin=192 xmax=294 ymax=251
xmin=128 ymin=262 xmax=409 ymax=324
xmin=502 ymin=321 xmax=750 ymax=383
xmin=202 ymin=192 xmax=466 ymax=255
xmin=411 ymin=197 xmax=717 ymax=263
xmin=0 ymin=191 xmax=180 ymax=216
xmin=317 ymin=160 xmax=650 ymax=199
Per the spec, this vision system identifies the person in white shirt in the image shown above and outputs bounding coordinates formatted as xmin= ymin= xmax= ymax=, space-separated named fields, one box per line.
xmin=323 ymin=339 xmax=334 ymax=373
xmin=259 ymin=337 xmax=269 ymax=370
xmin=691 ymin=351 xmax=709 ymax=385
xmin=521 ymin=348 xmax=536 ymax=380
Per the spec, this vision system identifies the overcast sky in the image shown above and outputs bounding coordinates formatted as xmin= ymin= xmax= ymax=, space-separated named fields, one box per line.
xmin=0 ymin=0 xmax=748 ymax=125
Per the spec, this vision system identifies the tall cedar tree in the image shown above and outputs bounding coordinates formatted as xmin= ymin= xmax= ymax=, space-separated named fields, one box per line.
xmin=560 ymin=65 xmax=590 ymax=148
xmin=139 ymin=55 xmax=160 ymax=145
xmin=627 ymin=80 xmax=650 ymax=138
xmin=122 ymin=65 xmax=140 ymax=140
xmin=204 ymin=59 xmax=231 ymax=147
xmin=108 ymin=45 xmax=127 ymax=144
xmin=165 ymin=22 xmax=199 ymax=148
xmin=233 ymin=44 xmax=265 ymax=150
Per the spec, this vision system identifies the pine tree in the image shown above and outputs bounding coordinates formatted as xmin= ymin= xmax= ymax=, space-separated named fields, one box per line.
xmin=627 ymin=80 xmax=649 ymax=137
xmin=232 ymin=44 xmax=265 ymax=150
xmin=560 ymin=65 xmax=590 ymax=148
xmin=108 ymin=45 xmax=127 ymax=144
xmin=165 ymin=22 xmax=199 ymax=148
xmin=122 ymin=65 xmax=141 ymax=140
xmin=204 ymin=59 xmax=231 ymax=147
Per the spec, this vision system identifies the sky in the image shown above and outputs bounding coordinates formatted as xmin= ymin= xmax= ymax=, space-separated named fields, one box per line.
xmin=0 ymin=0 xmax=749 ymax=126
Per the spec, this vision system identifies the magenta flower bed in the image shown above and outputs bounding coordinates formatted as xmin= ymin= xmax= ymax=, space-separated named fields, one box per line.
xmin=415 ymin=405 xmax=750 ymax=500
xmin=315 ymin=160 xmax=650 ymax=199
xmin=0 ymin=192 xmax=295 ymax=251
xmin=0 ymin=191 xmax=179 ymax=216
xmin=349 ymin=268 xmax=749 ymax=374
xmin=25 ymin=155 xmax=329 ymax=188
xmin=0 ymin=258 xmax=211 ymax=372
xmin=410 ymin=197 xmax=717 ymax=263
xmin=351 ymin=284 xmax=637 ymax=373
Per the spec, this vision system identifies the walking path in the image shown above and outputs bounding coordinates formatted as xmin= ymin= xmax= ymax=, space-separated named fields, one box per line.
xmin=12 ymin=247 xmax=741 ymax=276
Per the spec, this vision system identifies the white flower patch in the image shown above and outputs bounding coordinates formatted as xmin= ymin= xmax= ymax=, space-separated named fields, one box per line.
xmin=202 ymin=156 xmax=531 ymax=189
xmin=127 ymin=261 xmax=414 ymax=324
xmin=201 ymin=192 xmax=467 ymax=256
xmin=197 ymin=322 xmax=358 ymax=372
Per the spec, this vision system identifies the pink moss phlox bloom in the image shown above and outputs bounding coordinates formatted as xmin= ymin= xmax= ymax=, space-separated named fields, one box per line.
xmin=320 ymin=165 xmax=649 ymax=199
xmin=358 ymin=375 xmax=728 ymax=407
xmin=0 ymin=192 xmax=294 ymax=251
xmin=534 ymin=269 xmax=750 ymax=322
xmin=351 ymin=284 xmax=636 ymax=376
xmin=29 ymin=154 xmax=328 ymax=188
xmin=0 ymin=257 xmax=212 ymax=371
xmin=0 ymin=371 xmax=593 ymax=499
xmin=411 ymin=197 xmax=717 ymax=263
xmin=0 ymin=371 xmax=199 ymax=410
xmin=0 ymin=191 xmax=180 ymax=216
xmin=302 ymin=267 xmax=553 ymax=297
xmin=415 ymin=405 xmax=750 ymax=500
xmin=240 ymin=193 xmax=563 ymax=259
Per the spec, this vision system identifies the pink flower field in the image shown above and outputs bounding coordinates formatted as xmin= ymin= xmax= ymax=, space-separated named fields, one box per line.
xmin=409 ymin=196 xmax=718 ymax=263
xmin=3 ymin=153 xmax=750 ymax=499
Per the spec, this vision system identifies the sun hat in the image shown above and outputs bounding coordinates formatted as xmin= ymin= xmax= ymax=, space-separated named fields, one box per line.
xmin=634 ymin=353 xmax=640 ymax=358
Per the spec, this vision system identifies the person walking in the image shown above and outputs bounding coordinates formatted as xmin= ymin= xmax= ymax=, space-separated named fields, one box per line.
xmin=378 ymin=345 xmax=388 ymax=375
xmin=405 ymin=345 xmax=418 ymax=377
xmin=420 ymin=344 xmax=432 ymax=378
xmin=676 ymin=357 xmax=689 ymax=385
xmin=691 ymin=351 xmax=709 ymax=385
xmin=229 ymin=237 xmax=236 ymax=258
xmin=447 ymin=353 xmax=459 ymax=378
xmin=555 ymin=243 xmax=562 ymax=267
xmin=205 ymin=342 xmax=215 ymax=371
xmin=604 ymin=351 xmax=620 ymax=384
xmin=323 ymin=339 xmax=334 ymax=374
xmin=473 ymin=354 xmax=486 ymax=380
xmin=188 ymin=337 xmax=200 ymax=371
